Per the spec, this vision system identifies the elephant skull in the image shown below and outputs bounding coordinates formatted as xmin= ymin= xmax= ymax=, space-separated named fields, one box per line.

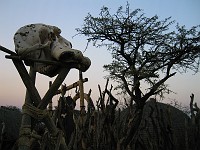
xmin=14 ymin=24 xmax=91 ymax=77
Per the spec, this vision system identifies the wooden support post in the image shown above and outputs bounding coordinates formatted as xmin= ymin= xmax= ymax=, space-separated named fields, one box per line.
xmin=79 ymin=71 xmax=85 ymax=114
xmin=18 ymin=66 xmax=36 ymax=150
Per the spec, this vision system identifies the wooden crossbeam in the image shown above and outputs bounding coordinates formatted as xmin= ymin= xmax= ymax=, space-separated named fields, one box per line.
xmin=55 ymin=78 xmax=88 ymax=95
xmin=0 ymin=45 xmax=16 ymax=55
xmin=5 ymin=55 xmax=78 ymax=66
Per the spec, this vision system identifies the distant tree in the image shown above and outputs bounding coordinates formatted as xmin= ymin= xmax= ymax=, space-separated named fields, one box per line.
xmin=76 ymin=3 xmax=200 ymax=110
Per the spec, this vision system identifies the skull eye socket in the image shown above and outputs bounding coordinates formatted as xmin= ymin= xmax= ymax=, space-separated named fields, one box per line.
xmin=49 ymin=32 xmax=56 ymax=41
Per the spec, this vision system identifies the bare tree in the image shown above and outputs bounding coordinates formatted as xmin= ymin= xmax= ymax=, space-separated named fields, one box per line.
xmin=76 ymin=3 xmax=200 ymax=110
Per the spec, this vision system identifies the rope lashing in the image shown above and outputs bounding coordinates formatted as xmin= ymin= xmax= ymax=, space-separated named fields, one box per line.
xmin=22 ymin=103 xmax=49 ymax=120
xmin=18 ymin=125 xmax=32 ymax=147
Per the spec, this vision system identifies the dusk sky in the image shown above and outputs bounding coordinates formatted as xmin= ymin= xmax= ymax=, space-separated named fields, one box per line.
xmin=0 ymin=0 xmax=199 ymax=108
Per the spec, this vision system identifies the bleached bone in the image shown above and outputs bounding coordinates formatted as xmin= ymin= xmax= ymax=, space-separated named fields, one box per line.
xmin=14 ymin=23 xmax=91 ymax=77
